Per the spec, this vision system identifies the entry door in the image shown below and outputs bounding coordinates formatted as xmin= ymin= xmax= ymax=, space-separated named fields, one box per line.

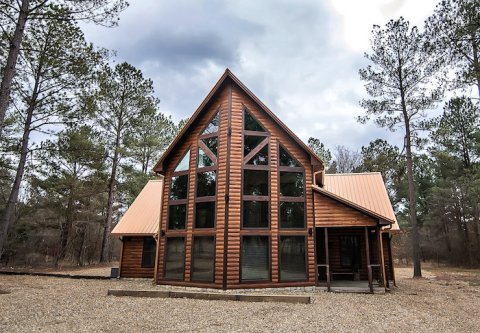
xmin=340 ymin=236 xmax=361 ymax=272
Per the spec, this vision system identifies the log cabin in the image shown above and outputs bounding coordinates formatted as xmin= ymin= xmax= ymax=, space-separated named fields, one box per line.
xmin=111 ymin=69 xmax=399 ymax=291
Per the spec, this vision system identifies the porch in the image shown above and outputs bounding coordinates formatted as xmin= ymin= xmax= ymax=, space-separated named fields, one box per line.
xmin=315 ymin=227 xmax=395 ymax=293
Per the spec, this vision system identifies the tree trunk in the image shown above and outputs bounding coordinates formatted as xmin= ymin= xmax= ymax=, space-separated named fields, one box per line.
xmin=472 ymin=39 xmax=480 ymax=99
xmin=0 ymin=0 xmax=30 ymax=136
xmin=55 ymin=182 xmax=75 ymax=267
xmin=99 ymin=132 xmax=121 ymax=262
xmin=0 ymin=102 xmax=34 ymax=257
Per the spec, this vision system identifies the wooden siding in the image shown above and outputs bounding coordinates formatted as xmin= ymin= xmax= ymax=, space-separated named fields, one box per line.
xmin=120 ymin=237 xmax=154 ymax=278
xmin=314 ymin=192 xmax=377 ymax=227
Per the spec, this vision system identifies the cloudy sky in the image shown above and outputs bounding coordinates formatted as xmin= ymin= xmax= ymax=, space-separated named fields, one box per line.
xmin=82 ymin=0 xmax=440 ymax=151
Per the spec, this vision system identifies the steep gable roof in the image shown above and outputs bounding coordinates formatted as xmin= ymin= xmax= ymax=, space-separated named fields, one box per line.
xmin=153 ymin=69 xmax=323 ymax=173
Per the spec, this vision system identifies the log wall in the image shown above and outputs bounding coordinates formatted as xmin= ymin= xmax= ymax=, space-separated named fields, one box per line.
xmin=120 ymin=237 xmax=155 ymax=278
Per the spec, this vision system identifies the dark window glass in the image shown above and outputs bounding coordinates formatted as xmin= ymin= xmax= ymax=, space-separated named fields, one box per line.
xmin=175 ymin=150 xmax=190 ymax=172
xmin=202 ymin=137 xmax=218 ymax=156
xmin=198 ymin=148 xmax=214 ymax=168
xmin=241 ymin=236 xmax=269 ymax=281
xmin=202 ymin=111 xmax=220 ymax=135
xmin=164 ymin=237 xmax=185 ymax=280
xmin=244 ymin=109 xmax=265 ymax=131
xmin=196 ymin=171 xmax=216 ymax=197
xmin=280 ymin=202 xmax=305 ymax=228
xmin=168 ymin=204 xmax=186 ymax=230
xmin=280 ymin=172 xmax=304 ymax=197
xmin=242 ymin=201 xmax=269 ymax=228
xmin=192 ymin=236 xmax=215 ymax=282
xmin=279 ymin=146 xmax=300 ymax=167
xmin=170 ymin=175 xmax=188 ymax=200
xmin=244 ymin=136 xmax=265 ymax=157
xmin=195 ymin=202 xmax=215 ymax=228
xmin=141 ymin=237 xmax=156 ymax=268
xmin=243 ymin=170 xmax=268 ymax=196
xmin=247 ymin=144 xmax=269 ymax=165
xmin=279 ymin=236 xmax=307 ymax=281
xmin=340 ymin=236 xmax=361 ymax=269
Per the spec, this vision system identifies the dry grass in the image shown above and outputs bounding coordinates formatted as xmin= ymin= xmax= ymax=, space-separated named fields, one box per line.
xmin=1 ymin=267 xmax=480 ymax=332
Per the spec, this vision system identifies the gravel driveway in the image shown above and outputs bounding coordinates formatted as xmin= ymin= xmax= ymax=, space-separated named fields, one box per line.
xmin=1 ymin=267 xmax=479 ymax=332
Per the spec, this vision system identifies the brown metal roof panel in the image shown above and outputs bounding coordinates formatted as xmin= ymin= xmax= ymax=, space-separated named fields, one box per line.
xmin=111 ymin=179 xmax=163 ymax=236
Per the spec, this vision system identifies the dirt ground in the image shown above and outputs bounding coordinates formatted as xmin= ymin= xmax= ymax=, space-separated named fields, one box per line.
xmin=1 ymin=267 xmax=480 ymax=332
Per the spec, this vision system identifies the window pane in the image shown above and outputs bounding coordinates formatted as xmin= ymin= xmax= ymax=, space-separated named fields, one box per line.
xmin=244 ymin=136 xmax=265 ymax=157
xmin=195 ymin=202 xmax=215 ymax=228
xmin=243 ymin=201 xmax=269 ymax=228
xmin=279 ymin=236 xmax=307 ymax=281
xmin=241 ymin=236 xmax=269 ymax=281
xmin=247 ymin=144 xmax=269 ymax=165
xmin=164 ymin=237 xmax=185 ymax=280
xmin=175 ymin=150 xmax=190 ymax=172
xmin=168 ymin=204 xmax=186 ymax=230
xmin=243 ymin=170 xmax=268 ymax=196
xmin=192 ymin=236 xmax=215 ymax=282
xmin=170 ymin=175 xmax=188 ymax=200
xmin=279 ymin=146 xmax=300 ymax=167
xmin=198 ymin=147 xmax=214 ymax=168
xmin=280 ymin=202 xmax=305 ymax=228
xmin=280 ymin=172 xmax=304 ymax=197
xmin=202 ymin=111 xmax=220 ymax=134
xmin=202 ymin=137 xmax=218 ymax=156
xmin=141 ymin=237 xmax=156 ymax=268
xmin=197 ymin=171 xmax=216 ymax=197
xmin=244 ymin=109 xmax=265 ymax=131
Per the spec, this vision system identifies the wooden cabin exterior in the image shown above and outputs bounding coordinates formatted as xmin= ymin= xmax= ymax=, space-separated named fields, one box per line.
xmin=112 ymin=70 xmax=399 ymax=291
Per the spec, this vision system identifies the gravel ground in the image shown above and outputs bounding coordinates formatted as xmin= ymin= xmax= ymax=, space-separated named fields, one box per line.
xmin=1 ymin=267 xmax=480 ymax=332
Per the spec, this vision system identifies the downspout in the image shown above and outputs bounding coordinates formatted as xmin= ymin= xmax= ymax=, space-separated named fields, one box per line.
xmin=153 ymin=174 xmax=165 ymax=285
xmin=380 ymin=222 xmax=396 ymax=287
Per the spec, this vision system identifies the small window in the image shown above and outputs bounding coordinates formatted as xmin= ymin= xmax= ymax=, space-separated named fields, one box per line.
xmin=195 ymin=202 xmax=215 ymax=228
xmin=170 ymin=175 xmax=188 ymax=200
xmin=280 ymin=202 xmax=305 ymax=228
xmin=280 ymin=172 xmax=304 ymax=197
xmin=243 ymin=170 xmax=268 ymax=196
xmin=168 ymin=204 xmax=186 ymax=230
xmin=174 ymin=150 xmax=190 ymax=172
xmin=246 ymin=144 xmax=269 ymax=165
xmin=164 ymin=237 xmax=185 ymax=280
xmin=196 ymin=171 xmax=216 ymax=197
xmin=242 ymin=201 xmax=269 ymax=228
xmin=241 ymin=236 xmax=269 ymax=281
xmin=202 ymin=111 xmax=220 ymax=135
xmin=244 ymin=109 xmax=265 ymax=132
xmin=279 ymin=146 xmax=300 ymax=167
xmin=279 ymin=236 xmax=307 ymax=281
xmin=141 ymin=237 xmax=156 ymax=268
xmin=197 ymin=148 xmax=214 ymax=168
xmin=192 ymin=236 xmax=215 ymax=282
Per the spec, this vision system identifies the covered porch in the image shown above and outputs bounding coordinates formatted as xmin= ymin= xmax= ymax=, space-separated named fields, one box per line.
xmin=315 ymin=227 xmax=395 ymax=293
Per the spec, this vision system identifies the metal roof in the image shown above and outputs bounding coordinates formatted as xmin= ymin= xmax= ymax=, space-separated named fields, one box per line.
xmin=313 ymin=172 xmax=399 ymax=231
xmin=111 ymin=179 xmax=163 ymax=236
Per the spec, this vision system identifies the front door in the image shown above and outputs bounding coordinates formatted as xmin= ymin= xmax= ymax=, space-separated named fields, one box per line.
xmin=340 ymin=235 xmax=361 ymax=279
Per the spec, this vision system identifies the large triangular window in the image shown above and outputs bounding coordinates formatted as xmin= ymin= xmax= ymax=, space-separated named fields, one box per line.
xmin=202 ymin=111 xmax=220 ymax=135
xmin=175 ymin=150 xmax=190 ymax=172
xmin=244 ymin=109 xmax=265 ymax=132
xmin=279 ymin=146 xmax=300 ymax=167
xmin=243 ymin=108 xmax=269 ymax=166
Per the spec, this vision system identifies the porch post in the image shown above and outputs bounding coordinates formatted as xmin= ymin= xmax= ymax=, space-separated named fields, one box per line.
xmin=376 ymin=225 xmax=385 ymax=288
xmin=325 ymin=227 xmax=330 ymax=292
xmin=379 ymin=229 xmax=387 ymax=290
xmin=364 ymin=227 xmax=373 ymax=293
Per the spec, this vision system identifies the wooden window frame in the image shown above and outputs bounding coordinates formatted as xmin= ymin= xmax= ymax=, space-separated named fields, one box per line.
xmin=277 ymin=143 xmax=307 ymax=230
xmin=240 ymin=235 xmax=272 ymax=283
xmin=163 ymin=236 xmax=186 ymax=281
xmin=167 ymin=149 xmax=191 ymax=231
xmin=141 ymin=237 xmax=157 ymax=268
xmin=241 ymin=106 xmax=271 ymax=230
xmin=190 ymin=235 xmax=217 ymax=283
xmin=278 ymin=234 xmax=309 ymax=282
